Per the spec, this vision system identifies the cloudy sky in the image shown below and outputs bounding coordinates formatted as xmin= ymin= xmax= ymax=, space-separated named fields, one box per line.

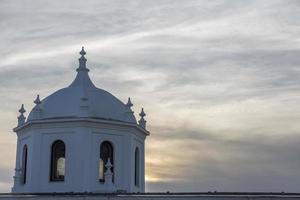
xmin=1 ymin=0 xmax=300 ymax=193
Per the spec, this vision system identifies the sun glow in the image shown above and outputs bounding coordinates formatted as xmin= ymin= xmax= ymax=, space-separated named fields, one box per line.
xmin=145 ymin=175 xmax=161 ymax=182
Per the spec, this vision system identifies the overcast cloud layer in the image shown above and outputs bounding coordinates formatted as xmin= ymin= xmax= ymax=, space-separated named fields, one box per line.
xmin=1 ymin=0 xmax=300 ymax=192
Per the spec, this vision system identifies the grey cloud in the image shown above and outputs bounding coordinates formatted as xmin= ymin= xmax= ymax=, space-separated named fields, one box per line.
xmin=1 ymin=0 xmax=300 ymax=193
xmin=148 ymin=125 xmax=219 ymax=141
xmin=147 ymin=126 xmax=300 ymax=192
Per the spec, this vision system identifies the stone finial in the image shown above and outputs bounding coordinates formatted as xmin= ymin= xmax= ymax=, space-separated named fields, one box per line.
xmin=17 ymin=104 xmax=26 ymax=126
xmin=34 ymin=94 xmax=41 ymax=105
xmin=126 ymin=97 xmax=133 ymax=108
xmin=104 ymin=158 xmax=114 ymax=187
xmin=19 ymin=104 xmax=25 ymax=114
xmin=138 ymin=108 xmax=146 ymax=129
xmin=77 ymin=46 xmax=89 ymax=72
xmin=124 ymin=97 xmax=134 ymax=122
xmin=32 ymin=95 xmax=42 ymax=120
xmin=80 ymin=46 xmax=86 ymax=56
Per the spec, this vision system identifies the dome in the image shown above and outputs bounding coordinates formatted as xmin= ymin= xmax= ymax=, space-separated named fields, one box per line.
xmin=27 ymin=47 xmax=137 ymax=124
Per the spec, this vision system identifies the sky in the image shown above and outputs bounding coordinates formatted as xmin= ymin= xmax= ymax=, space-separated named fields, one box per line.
xmin=0 ymin=0 xmax=300 ymax=193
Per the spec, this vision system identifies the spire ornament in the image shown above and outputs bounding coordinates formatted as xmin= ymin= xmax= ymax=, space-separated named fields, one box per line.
xmin=138 ymin=108 xmax=147 ymax=129
xmin=69 ymin=47 xmax=95 ymax=88
xmin=34 ymin=94 xmax=41 ymax=105
xmin=32 ymin=95 xmax=42 ymax=120
xmin=124 ymin=97 xmax=134 ymax=122
xmin=77 ymin=46 xmax=89 ymax=72
xmin=126 ymin=97 xmax=133 ymax=108
xmin=19 ymin=104 xmax=25 ymax=114
xmin=80 ymin=46 xmax=86 ymax=56
xmin=17 ymin=104 xmax=26 ymax=126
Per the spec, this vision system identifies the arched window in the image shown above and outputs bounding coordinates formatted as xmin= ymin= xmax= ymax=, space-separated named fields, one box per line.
xmin=134 ymin=147 xmax=140 ymax=187
xmin=50 ymin=140 xmax=65 ymax=181
xmin=21 ymin=145 xmax=28 ymax=184
xmin=99 ymin=141 xmax=113 ymax=182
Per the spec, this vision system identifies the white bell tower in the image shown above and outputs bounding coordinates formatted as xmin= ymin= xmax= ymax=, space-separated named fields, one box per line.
xmin=12 ymin=47 xmax=149 ymax=193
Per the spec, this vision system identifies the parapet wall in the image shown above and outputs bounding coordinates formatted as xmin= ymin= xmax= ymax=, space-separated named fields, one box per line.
xmin=0 ymin=193 xmax=299 ymax=200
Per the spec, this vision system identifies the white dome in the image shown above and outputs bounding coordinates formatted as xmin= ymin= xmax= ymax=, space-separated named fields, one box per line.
xmin=27 ymin=48 xmax=137 ymax=124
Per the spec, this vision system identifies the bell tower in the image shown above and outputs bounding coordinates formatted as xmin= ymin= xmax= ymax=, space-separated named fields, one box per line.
xmin=12 ymin=48 xmax=149 ymax=193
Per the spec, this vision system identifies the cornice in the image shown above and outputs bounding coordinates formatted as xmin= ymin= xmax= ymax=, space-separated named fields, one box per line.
xmin=13 ymin=117 xmax=150 ymax=136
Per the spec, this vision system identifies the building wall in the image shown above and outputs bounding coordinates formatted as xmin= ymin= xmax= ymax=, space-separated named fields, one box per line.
xmin=12 ymin=120 xmax=147 ymax=193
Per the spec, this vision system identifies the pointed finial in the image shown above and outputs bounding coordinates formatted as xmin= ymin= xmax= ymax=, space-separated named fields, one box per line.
xmin=19 ymin=104 xmax=25 ymax=114
xmin=34 ymin=95 xmax=41 ymax=105
xmin=77 ymin=46 xmax=89 ymax=72
xmin=17 ymin=104 xmax=26 ymax=126
xmin=80 ymin=46 xmax=86 ymax=56
xmin=32 ymin=95 xmax=42 ymax=120
xmin=126 ymin=97 xmax=133 ymax=108
xmin=124 ymin=97 xmax=134 ymax=122
xmin=139 ymin=108 xmax=146 ymax=118
xmin=138 ymin=108 xmax=146 ymax=129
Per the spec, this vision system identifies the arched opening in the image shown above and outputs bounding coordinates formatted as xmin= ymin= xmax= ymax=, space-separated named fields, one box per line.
xmin=99 ymin=141 xmax=114 ymax=182
xmin=21 ymin=145 xmax=28 ymax=184
xmin=134 ymin=147 xmax=140 ymax=187
xmin=50 ymin=140 xmax=65 ymax=181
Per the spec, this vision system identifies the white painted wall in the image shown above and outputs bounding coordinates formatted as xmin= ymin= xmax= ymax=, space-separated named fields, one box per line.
xmin=12 ymin=118 xmax=148 ymax=193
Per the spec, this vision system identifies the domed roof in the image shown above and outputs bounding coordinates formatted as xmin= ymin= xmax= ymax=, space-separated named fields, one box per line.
xmin=27 ymin=47 xmax=137 ymax=124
